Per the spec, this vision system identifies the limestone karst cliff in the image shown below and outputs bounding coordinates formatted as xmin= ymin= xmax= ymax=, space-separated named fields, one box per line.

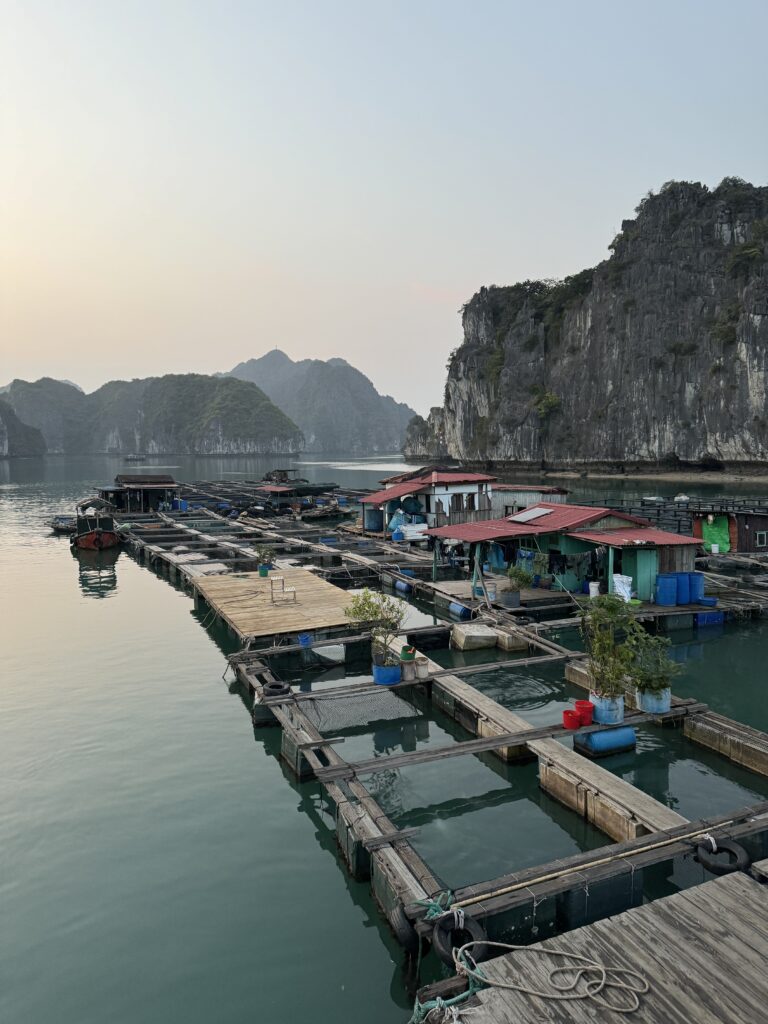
xmin=405 ymin=179 xmax=768 ymax=470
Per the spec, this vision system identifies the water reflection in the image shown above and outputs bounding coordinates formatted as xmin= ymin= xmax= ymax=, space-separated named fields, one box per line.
xmin=71 ymin=546 xmax=121 ymax=598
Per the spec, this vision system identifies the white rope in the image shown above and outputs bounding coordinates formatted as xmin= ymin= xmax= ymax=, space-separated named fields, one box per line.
xmin=453 ymin=940 xmax=649 ymax=1015
xmin=699 ymin=832 xmax=718 ymax=853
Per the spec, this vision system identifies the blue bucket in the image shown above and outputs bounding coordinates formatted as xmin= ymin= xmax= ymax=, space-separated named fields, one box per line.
xmin=298 ymin=632 xmax=313 ymax=648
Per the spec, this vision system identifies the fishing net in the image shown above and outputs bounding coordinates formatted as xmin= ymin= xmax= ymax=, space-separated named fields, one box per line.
xmin=301 ymin=689 xmax=420 ymax=734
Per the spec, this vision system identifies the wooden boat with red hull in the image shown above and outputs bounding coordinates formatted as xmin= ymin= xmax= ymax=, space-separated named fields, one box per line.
xmin=70 ymin=498 xmax=122 ymax=552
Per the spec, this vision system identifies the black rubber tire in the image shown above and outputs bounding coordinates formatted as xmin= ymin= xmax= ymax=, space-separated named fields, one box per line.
xmin=696 ymin=839 xmax=751 ymax=876
xmin=390 ymin=903 xmax=419 ymax=955
xmin=431 ymin=913 xmax=489 ymax=968
xmin=262 ymin=681 xmax=291 ymax=698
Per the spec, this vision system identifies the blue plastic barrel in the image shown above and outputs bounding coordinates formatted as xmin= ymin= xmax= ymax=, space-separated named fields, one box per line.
xmin=655 ymin=574 xmax=677 ymax=606
xmin=675 ymin=572 xmax=690 ymax=605
xmin=449 ymin=601 xmax=472 ymax=620
xmin=688 ymin=572 xmax=705 ymax=603
xmin=575 ymin=727 xmax=637 ymax=758
xmin=392 ymin=529 xmax=405 ymax=541
xmin=395 ymin=580 xmax=412 ymax=594
xmin=298 ymin=632 xmax=313 ymax=648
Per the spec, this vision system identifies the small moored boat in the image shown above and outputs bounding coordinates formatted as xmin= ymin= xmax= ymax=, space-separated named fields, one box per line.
xmin=70 ymin=498 xmax=121 ymax=551
xmin=47 ymin=514 xmax=77 ymax=535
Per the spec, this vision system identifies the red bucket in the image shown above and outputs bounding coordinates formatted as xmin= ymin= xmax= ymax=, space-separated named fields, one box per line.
xmin=575 ymin=700 xmax=594 ymax=726
xmin=562 ymin=709 xmax=581 ymax=730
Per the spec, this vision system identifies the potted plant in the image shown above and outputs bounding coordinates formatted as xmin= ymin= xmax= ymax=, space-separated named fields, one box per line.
xmin=505 ymin=565 xmax=533 ymax=608
xmin=344 ymin=588 xmax=408 ymax=685
xmin=252 ymin=544 xmax=273 ymax=577
xmin=627 ymin=629 xmax=680 ymax=713
xmin=581 ymin=595 xmax=637 ymax=724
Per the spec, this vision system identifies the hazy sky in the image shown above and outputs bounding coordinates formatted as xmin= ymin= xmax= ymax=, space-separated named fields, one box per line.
xmin=3 ymin=0 xmax=767 ymax=413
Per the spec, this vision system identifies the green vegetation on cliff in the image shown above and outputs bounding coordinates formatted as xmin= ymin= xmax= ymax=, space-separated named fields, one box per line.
xmin=4 ymin=374 xmax=303 ymax=454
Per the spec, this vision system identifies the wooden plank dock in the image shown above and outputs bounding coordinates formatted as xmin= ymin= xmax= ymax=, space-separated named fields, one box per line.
xmin=193 ymin=567 xmax=350 ymax=640
xmin=438 ymin=870 xmax=768 ymax=1024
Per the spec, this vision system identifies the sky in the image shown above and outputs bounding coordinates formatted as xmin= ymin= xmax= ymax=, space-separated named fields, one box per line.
xmin=2 ymin=0 xmax=767 ymax=414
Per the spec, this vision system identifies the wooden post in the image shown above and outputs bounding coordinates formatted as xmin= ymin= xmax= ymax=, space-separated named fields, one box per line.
xmin=608 ymin=546 xmax=614 ymax=594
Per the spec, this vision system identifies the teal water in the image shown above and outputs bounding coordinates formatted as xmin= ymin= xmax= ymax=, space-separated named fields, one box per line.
xmin=4 ymin=456 xmax=768 ymax=1023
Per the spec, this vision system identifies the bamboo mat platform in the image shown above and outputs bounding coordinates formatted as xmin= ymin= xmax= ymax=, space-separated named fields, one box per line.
xmin=193 ymin=567 xmax=350 ymax=639
xmin=458 ymin=870 xmax=768 ymax=1023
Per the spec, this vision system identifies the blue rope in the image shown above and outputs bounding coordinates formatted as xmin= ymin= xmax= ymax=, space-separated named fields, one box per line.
xmin=416 ymin=890 xmax=454 ymax=921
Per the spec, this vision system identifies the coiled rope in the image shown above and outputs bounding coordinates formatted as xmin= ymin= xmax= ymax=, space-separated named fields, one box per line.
xmin=454 ymin=940 xmax=649 ymax=1014
xmin=409 ymin=938 xmax=649 ymax=1022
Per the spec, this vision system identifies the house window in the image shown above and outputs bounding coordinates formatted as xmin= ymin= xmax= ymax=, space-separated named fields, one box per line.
xmin=466 ymin=493 xmax=476 ymax=512
xmin=756 ymin=531 xmax=767 ymax=548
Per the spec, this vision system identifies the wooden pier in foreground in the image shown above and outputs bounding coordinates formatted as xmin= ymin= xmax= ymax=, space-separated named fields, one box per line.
xmin=420 ymin=864 xmax=768 ymax=1024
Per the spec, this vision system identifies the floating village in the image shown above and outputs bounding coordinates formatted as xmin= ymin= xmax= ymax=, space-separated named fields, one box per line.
xmin=55 ymin=466 xmax=768 ymax=1023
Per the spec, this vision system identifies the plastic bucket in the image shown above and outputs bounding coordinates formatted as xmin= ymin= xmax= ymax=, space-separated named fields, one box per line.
xmin=298 ymin=632 xmax=313 ymax=648
xmin=415 ymin=656 xmax=430 ymax=680
xmin=563 ymin=710 xmax=581 ymax=730
xmin=590 ymin=693 xmax=625 ymax=725
xmin=588 ymin=582 xmax=600 ymax=598
xmin=575 ymin=699 xmax=594 ymax=725
xmin=400 ymin=646 xmax=416 ymax=661
xmin=485 ymin=582 xmax=497 ymax=601
xmin=401 ymin=660 xmax=416 ymax=682
xmin=711 ymin=543 xmax=720 ymax=554
xmin=258 ymin=565 xmax=269 ymax=578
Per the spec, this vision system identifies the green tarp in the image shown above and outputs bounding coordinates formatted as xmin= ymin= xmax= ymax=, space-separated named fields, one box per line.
xmin=701 ymin=515 xmax=730 ymax=553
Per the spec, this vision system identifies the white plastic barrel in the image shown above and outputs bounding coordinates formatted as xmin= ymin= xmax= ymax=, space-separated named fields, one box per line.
xmin=589 ymin=582 xmax=601 ymax=598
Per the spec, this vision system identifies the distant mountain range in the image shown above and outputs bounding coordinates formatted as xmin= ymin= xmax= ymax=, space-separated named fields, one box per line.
xmin=2 ymin=350 xmax=416 ymax=457
xmin=227 ymin=349 xmax=415 ymax=453
xmin=2 ymin=374 xmax=303 ymax=455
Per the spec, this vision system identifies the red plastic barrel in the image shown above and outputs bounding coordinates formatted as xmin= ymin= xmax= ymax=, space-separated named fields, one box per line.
xmin=562 ymin=709 xmax=581 ymax=730
xmin=575 ymin=700 xmax=594 ymax=726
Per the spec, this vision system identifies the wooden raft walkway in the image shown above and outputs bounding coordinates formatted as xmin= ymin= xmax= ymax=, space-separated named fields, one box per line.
xmin=451 ymin=867 xmax=768 ymax=1023
xmin=193 ymin=567 xmax=350 ymax=640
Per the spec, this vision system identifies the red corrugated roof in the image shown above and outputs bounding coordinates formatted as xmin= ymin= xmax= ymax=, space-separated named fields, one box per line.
xmin=426 ymin=519 xmax=537 ymax=542
xmin=506 ymin=502 xmax=651 ymax=531
xmin=361 ymin=481 xmax=422 ymax=505
xmin=255 ymin=484 xmax=294 ymax=494
xmin=569 ymin=527 xmax=700 ymax=547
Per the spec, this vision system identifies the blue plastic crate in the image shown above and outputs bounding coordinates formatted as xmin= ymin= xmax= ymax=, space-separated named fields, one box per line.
xmin=695 ymin=610 xmax=724 ymax=627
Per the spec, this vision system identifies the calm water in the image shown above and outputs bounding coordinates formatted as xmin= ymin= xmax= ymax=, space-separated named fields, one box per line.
xmin=4 ymin=455 xmax=768 ymax=1023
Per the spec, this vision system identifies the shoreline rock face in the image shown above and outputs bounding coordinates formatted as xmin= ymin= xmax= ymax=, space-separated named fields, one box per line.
xmin=4 ymin=374 xmax=303 ymax=455
xmin=0 ymin=399 xmax=46 ymax=457
xmin=405 ymin=179 xmax=768 ymax=470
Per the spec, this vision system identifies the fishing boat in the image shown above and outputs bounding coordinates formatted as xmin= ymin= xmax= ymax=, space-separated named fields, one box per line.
xmin=124 ymin=453 xmax=148 ymax=462
xmin=70 ymin=498 xmax=121 ymax=551
xmin=47 ymin=514 xmax=77 ymax=535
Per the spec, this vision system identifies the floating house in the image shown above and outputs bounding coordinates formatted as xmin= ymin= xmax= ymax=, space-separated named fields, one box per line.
xmin=427 ymin=501 xmax=699 ymax=600
xmin=692 ymin=508 xmax=768 ymax=554
xmin=361 ymin=467 xmax=496 ymax=532
xmin=97 ymin=474 xmax=180 ymax=513
xmin=490 ymin=483 xmax=569 ymax=517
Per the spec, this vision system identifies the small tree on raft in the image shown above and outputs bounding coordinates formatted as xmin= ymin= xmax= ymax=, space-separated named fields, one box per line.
xmin=580 ymin=595 xmax=638 ymax=698
xmin=344 ymin=588 xmax=407 ymax=666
